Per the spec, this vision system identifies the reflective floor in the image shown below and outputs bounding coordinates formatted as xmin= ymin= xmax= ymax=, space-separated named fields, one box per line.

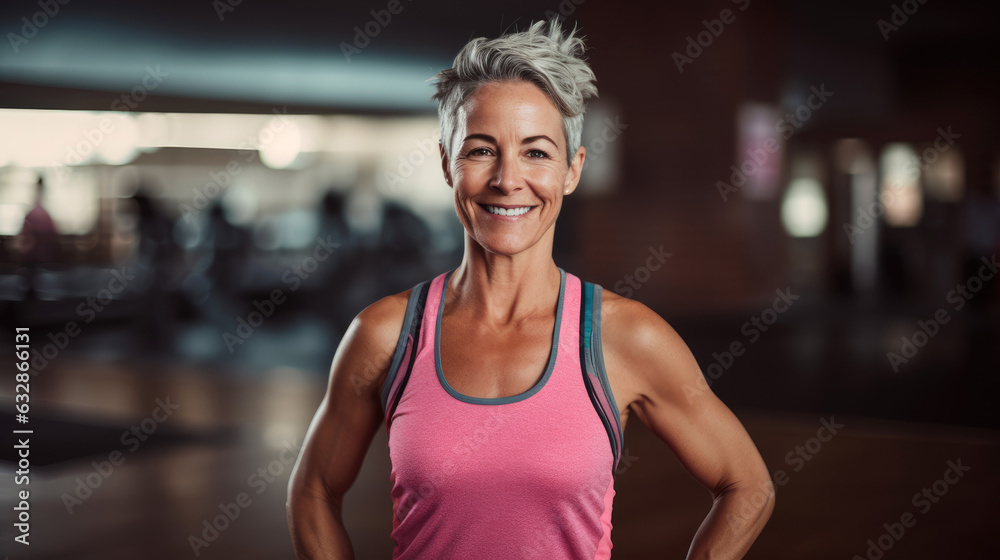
xmin=1 ymin=353 xmax=997 ymax=559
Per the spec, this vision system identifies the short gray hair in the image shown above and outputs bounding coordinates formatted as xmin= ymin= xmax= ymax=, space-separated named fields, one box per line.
xmin=431 ymin=19 xmax=598 ymax=163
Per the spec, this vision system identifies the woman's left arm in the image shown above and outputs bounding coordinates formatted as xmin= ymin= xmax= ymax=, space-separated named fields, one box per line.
xmin=602 ymin=294 xmax=775 ymax=560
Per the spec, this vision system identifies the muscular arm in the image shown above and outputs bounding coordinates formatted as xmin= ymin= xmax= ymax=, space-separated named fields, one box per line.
xmin=603 ymin=294 xmax=774 ymax=559
xmin=286 ymin=292 xmax=408 ymax=560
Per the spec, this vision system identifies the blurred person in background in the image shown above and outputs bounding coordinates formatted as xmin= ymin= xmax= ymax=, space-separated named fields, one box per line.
xmin=288 ymin=20 xmax=773 ymax=559
xmin=19 ymin=176 xmax=59 ymax=300
xmin=318 ymin=188 xmax=357 ymax=333
xmin=376 ymin=200 xmax=434 ymax=290
xmin=132 ymin=183 xmax=178 ymax=354
xmin=207 ymin=201 xmax=243 ymax=298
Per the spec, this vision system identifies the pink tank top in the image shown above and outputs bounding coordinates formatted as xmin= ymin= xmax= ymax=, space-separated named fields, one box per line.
xmin=380 ymin=268 xmax=622 ymax=559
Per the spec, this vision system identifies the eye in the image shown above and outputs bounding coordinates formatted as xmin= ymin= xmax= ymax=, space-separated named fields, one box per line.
xmin=527 ymin=149 xmax=550 ymax=159
xmin=467 ymin=147 xmax=493 ymax=157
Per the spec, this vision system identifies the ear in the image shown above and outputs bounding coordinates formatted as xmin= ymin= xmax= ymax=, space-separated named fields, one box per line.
xmin=562 ymin=145 xmax=586 ymax=196
xmin=440 ymin=142 xmax=453 ymax=188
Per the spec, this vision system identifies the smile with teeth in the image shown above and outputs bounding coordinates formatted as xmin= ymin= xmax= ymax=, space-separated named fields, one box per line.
xmin=481 ymin=204 xmax=535 ymax=217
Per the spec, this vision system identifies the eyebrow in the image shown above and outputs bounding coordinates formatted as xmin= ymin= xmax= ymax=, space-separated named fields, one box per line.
xmin=462 ymin=133 xmax=560 ymax=149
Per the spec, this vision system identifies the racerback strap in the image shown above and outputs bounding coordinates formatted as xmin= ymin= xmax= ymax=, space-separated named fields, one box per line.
xmin=580 ymin=281 xmax=625 ymax=476
xmin=380 ymin=279 xmax=432 ymax=432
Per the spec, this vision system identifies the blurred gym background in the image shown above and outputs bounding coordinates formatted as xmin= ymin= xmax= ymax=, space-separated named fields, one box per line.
xmin=1 ymin=0 xmax=997 ymax=558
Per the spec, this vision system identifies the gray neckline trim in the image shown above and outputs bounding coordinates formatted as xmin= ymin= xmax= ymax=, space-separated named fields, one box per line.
xmin=435 ymin=267 xmax=566 ymax=405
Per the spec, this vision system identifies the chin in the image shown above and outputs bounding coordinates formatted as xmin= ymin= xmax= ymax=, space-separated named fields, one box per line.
xmin=474 ymin=233 xmax=536 ymax=256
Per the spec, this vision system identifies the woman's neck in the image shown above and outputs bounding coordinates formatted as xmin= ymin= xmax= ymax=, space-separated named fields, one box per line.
xmin=448 ymin=235 xmax=562 ymax=326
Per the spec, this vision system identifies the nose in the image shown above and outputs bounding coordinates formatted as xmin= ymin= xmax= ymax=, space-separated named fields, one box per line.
xmin=489 ymin=151 xmax=523 ymax=194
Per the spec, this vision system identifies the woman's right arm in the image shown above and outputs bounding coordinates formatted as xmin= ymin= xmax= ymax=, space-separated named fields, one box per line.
xmin=286 ymin=292 xmax=408 ymax=559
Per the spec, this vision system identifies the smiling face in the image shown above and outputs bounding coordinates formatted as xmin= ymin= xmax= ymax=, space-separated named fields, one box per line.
xmin=440 ymin=80 xmax=585 ymax=257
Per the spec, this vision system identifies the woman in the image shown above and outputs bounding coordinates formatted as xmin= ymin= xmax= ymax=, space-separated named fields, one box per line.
xmin=287 ymin=20 xmax=774 ymax=559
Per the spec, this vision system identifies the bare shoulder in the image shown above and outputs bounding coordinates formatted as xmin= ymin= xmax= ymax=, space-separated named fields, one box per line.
xmin=339 ymin=288 xmax=413 ymax=393
xmin=599 ymin=288 xmax=700 ymax=411
xmin=355 ymin=288 xmax=412 ymax=345
xmin=600 ymin=288 xmax=686 ymax=357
